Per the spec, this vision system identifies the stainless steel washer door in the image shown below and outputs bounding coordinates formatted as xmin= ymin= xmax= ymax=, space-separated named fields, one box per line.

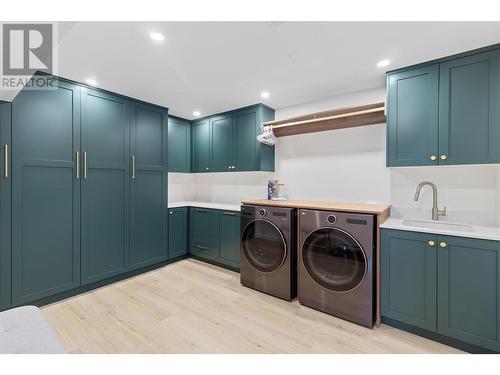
xmin=241 ymin=219 xmax=287 ymax=273
xmin=302 ymin=227 xmax=367 ymax=292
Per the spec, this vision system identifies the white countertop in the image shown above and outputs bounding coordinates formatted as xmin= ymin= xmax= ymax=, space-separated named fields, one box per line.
xmin=381 ymin=217 xmax=500 ymax=242
xmin=168 ymin=201 xmax=241 ymax=212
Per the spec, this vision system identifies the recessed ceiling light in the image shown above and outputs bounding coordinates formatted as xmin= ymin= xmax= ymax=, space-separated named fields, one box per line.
xmin=193 ymin=110 xmax=201 ymax=117
xmin=150 ymin=32 xmax=164 ymax=41
xmin=86 ymin=78 xmax=98 ymax=86
xmin=261 ymin=91 xmax=270 ymax=99
xmin=377 ymin=59 xmax=391 ymax=68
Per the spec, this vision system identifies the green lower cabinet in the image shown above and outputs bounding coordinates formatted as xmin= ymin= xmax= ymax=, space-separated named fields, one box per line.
xmin=437 ymin=235 xmax=500 ymax=352
xmin=168 ymin=207 xmax=188 ymax=259
xmin=382 ymin=228 xmax=500 ymax=352
xmin=381 ymin=229 xmax=437 ymax=331
xmin=190 ymin=208 xmax=219 ymax=259
xmin=189 ymin=207 xmax=240 ymax=269
xmin=219 ymin=211 xmax=241 ymax=269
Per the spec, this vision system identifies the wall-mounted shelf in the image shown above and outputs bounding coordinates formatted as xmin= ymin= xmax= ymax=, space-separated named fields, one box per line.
xmin=264 ymin=102 xmax=386 ymax=137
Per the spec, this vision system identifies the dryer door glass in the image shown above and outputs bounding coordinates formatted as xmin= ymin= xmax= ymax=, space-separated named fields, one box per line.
xmin=241 ymin=219 xmax=287 ymax=273
xmin=302 ymin=228 xmax=366 ymax=292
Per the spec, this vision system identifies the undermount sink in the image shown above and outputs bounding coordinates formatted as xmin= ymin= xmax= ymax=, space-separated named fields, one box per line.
xmin=402 ymin=219 xmax=474 ymax=233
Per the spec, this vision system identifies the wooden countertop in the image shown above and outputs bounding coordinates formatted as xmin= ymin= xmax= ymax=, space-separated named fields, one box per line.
xmin=241 ymin=199 xmax=390 ymax=216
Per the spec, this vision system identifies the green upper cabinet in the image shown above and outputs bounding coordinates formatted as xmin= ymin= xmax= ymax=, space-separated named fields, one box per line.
xmin=0 ymin=102 xmax=12 ymax=311
xmin=234 ymin=105 xmax=275 ymax=172
xmin=191 ymin=104 xmax=275 ymax=173
xmin=192 ymin=118 xmax=211 ymax=173
xmin=381 ymin=229 xmax=437 ymax=331
xmin=130 ymin=102 xmax=168 ymax=270
xmin=439 ymin=50 xmax=500 ymax=165
xmin=437 ymin=235 xmax=500 ymax=352
xmin=387 ymin=66 xmax=439 ymax=166
xmin=211 ymin=114 xmax=234 ymax=172
xmin=168 ymin=116 xmax=191 ymax=172
xmin=387 ymin=45 xmax=500 ymax=167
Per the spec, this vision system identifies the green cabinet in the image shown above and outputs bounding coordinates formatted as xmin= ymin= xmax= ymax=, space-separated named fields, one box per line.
xmin=0 ymin=102 xmax=11 ymax=311
xmin=190 ymin=208 xmax=219 ymax=259
xmin=130 ymin=102 xmax=168 ymax=270
xmin=168 ymin=116 xmax=190 ymax=172
xmin=382 ymin=228 xmax=500 ymax=352
xmin=387 ymin=46 xmax=500 ymax=167
xmin=234 ymin=106 xmax=275 ymax=172
xmin=219 ymin=211 xmax=241 ymax=269
xmin=387 ymin=66 xmax=439 ymax=166
xmin=381 ymin=229 xmax=437 ymax=331
xmin=438 ymin=235 xmax=500 ymax=352
xmin=189 ymin=207 xmax=240 ymax=269
xmin=192 ymin=118 xmax=211 ymax=173
xmin=168 ymin=207 xmax=188 ymax=259
xmin=80 ymin=88 xmax=130 ymax=285
xmin=211 ymin=114 xmax=234 ymax=172
xmin=11 ymin=81 xmax=82 ymax=305
xmin=438 ymin=50 xmax=500 ymax=165
xmin=5 ymin=75 xmax=169 ymax=307
xmin=191 ymin=104 xmax=275 ymax=173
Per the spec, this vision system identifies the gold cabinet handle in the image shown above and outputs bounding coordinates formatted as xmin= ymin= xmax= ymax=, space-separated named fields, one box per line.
xmin=131 ymin=155 xmax=136 ymax=180
xmin=430 ymin=155 xmax=437 ymax=161
xmin=440 ymin=241 xmax=447 ymax=248
xmin=428 ymin=240 xmax=435 ymax=246
xmin=83 ymin=151 xmax=88 ymax=179
xmin=2 ymin=144 xmax=8 ymax=179
xmin=440 ymin=155 xmax=447 ymax=160
xmin=76 ymin=151 xmax=80 ymax=180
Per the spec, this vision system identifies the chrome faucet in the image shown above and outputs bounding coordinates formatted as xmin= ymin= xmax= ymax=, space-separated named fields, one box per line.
xmin=414 ymin=181 xmax=446 ymax=221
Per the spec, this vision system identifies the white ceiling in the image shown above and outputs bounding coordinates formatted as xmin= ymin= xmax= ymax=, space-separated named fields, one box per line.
xmin=3 ymin=22 xmax=500 ymax=118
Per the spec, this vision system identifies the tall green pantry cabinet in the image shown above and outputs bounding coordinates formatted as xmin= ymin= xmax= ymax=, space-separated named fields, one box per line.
xmin=0 ymin=76 xmax=169 ymax=310
xmin=12 ymin=81 xmax=82 ymax=305
xmin=0 ymin=102 xmax=12 ymax=310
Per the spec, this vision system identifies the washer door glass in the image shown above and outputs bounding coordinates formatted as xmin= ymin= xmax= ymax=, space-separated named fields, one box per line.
xmin=302 ymin=228 xmax=366 ymax=292
xmin=242 ymin=219 xmax=287 ymax=272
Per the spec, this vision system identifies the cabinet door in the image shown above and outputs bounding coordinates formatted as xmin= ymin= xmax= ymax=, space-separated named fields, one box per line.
xmin=130 ymin=103 xmax=168 ymax=270
xmin=168 ymin=116 xmax=190 ymax=172
xmin=80 ymin=88 xmax=129 ymax=285
xmin=381 ymin=229 xmax=437 ymax=331
xmin=219 ymin=211 xmax=241 ymax=269
xmin=438 ymin=235 xmax=500 ymax=352
xmin=11 ymin=81 xmax=81 ymax=305
xmin=234 ymin=109 xmax=257 ymax=171
xmin=211 ymin=115 xmax=233 ymax=172
xmin=168 ymin=207 xmax=188 ymax=259
xmin=0 ymin=102 xmax=11 ymax=310
xmin=439 ymin=50 xmax=500 ymax=165
xmin=190 ymin=208 xmax=219 ymax=259
xmin=387 ymin=66 xmax=439 ymax=166
xmin=192 ymin=118 xmax=211 ymax=172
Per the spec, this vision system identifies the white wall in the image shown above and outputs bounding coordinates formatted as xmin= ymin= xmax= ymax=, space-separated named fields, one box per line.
xmin=168 ymin=86 xmax=500 ymax=225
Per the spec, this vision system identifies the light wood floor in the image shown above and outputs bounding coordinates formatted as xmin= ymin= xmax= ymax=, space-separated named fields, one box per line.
xmin=42 ymin=259 xmax=463 ymax=354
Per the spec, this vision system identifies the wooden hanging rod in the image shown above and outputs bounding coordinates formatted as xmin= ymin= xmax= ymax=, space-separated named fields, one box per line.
xmin=263 ymin=102 xmax=386 ymax=137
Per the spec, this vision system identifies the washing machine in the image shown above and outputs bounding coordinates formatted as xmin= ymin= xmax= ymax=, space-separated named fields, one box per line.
xmin=298 ymin=209 xmax=375 ymax=327
xmin=240 ymin=204 xmax=297 ymax=301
